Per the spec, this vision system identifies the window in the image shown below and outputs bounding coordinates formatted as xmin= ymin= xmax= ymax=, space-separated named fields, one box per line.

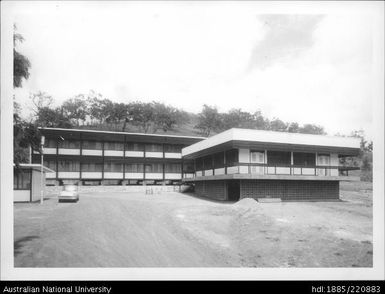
xmin=203 ymin=155 xmax=213 ymax=169
xmin=318 ymin=154 xmax=330 ymax=166
xmin=195 ymin=157 xmax=204 ymax=170
xmin=59 ymin=140 xmax=80 ymax=149
xmin=164 ymin=144 xmax=182 ymax=153
xmin=165 ymin=163 xmax=181 ymax=173
xmin=145 ymin=164 xmax=163 ymax=173
xmin=225 ymin=149 xmax=239 ymax=166
xmin=14 ymin=169 xmax=31 ymax=190
xmin=183 ymin=161 xmax=195 ymax=173
xmin=125 ymin=163 xmax=144 ymax=173
xmin=125 ymin=142 xmax=144 ymax=151
xmin=58 ymin=160 xmax=80 ymax=172
xmin=267 ymin=151 xmax=291 ymax=165
xmin=104 ymin=142 xmax=124 ymax=151
xmin=213 ymin=152 xmax=224 ymax=168
xmin=82 ymin=140 xmax=102 ymax=150
xmin=145 ymin=144 xmax=163 ymax=152
xmin=104 ymin=162 xmax=123 ymax=172
xmin=250 ymin=151 xmax=265 ymax=163
xmin=44 ymin=160 xmax=56 ymax=171
xmin=44 ymin=139 xmax=57 ymax=148
xmin=81 ymin=162 xmax=103 ymax=172
xmin=293 ymin=152 xmax=316 ymax=166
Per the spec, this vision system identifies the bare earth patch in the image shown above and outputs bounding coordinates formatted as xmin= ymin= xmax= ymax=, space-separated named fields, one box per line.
xmin=14 ymin=181 xmax=372 ymax=267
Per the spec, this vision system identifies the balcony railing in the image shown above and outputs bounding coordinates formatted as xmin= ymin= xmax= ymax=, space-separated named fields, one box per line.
xmin=189 ymin=163 xmax=359 ymax=178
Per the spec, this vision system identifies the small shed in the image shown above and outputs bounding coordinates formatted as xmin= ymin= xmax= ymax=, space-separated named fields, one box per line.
xmin=13 ymin=164 xmax=55 ymax=202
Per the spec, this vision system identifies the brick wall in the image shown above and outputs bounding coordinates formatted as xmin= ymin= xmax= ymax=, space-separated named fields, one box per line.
xmin=194 ymin=181 xmax=227 ymax=201
xmin=240 ymin=180 xmax=339 ymax=200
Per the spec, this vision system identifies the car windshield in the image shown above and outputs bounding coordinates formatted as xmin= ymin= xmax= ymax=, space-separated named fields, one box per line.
xmin=63 ymin=185 xmax=77 ymax=192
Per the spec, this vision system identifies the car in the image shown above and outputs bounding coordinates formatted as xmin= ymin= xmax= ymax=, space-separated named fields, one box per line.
xmin=58 ymin=184 xmax=79 ymax=202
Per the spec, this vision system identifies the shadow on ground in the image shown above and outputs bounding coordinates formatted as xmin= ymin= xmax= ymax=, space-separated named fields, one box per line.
xmin=14 ymin=236 xmax=39 ymax=256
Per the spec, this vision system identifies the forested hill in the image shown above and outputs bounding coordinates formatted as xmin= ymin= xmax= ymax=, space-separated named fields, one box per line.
xmin=19 ymin=91 xmax=330 ymax=138
xmin=77 ymin=111 xmax=203 ymax=137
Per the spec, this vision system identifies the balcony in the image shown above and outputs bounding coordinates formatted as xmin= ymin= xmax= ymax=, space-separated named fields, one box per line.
xmin=104 ymin=150 xmax=124 ymax=157
xmin=145 ymin=152 xmax=163 ymax=158
xmin=164 ymin=152 xmax=182 ymax=159
xmin=58 ymin=148 xmax=80 ymax=155
xmin=184 ymin=163 xmax=360 ymax=181
xmin=82 ymin=149 xmax=103 ymax=156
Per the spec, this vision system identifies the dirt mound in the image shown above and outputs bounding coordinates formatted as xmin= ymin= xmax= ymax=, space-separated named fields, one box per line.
xmin=233 ymin=197 xmax=259 ymax=207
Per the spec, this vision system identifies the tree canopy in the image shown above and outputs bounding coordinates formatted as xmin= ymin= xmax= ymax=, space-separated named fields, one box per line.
xmin=13 ymin=25 xmax=31 ymax=88
xmin=193 ymin=105 xmax=326 ymax=136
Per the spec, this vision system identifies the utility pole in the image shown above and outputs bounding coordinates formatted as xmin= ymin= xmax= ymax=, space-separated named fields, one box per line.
xmin=40 ymin=136 xmax=45 ymax=204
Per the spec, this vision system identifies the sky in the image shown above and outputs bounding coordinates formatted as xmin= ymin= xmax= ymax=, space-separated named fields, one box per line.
xmin=10 ymin=1 xmax=382 ymax=139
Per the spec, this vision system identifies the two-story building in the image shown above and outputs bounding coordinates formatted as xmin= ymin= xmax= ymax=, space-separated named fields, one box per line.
xmin=181 ymin=128 xmax=361 ymax=201
xmin=32 ymin=128 xmax=204 ymax=186
xmin=33 ymin=127 xmax=361 ymax=201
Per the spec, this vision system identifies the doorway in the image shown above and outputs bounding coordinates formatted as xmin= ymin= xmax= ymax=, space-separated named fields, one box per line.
xmin=227 ymin=180 xmax=240 ymax=201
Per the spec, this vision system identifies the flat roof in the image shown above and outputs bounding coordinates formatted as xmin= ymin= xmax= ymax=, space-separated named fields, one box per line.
xmin=14 ymin=164 xmax=55 ymax=173
xmin=39 ymin=127 xmax=206 ymax=140
xmin=182 ymin=128 xmax=361 ymax=158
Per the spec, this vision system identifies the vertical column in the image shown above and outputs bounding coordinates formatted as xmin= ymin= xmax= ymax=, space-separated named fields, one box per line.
xmin=143 ymin=163 xmax=146 ymax=185
xmin=123 ymin=136 xmax=126 ymax=183
xmin=143 ymin=143 xmax=146 ymax=185
xmin=224 ymin=150 xmax=227 ymax=175
xmin=55 ymin=139 xmax=59 ymax=182
xmin=162 ymin=143 xmax=165 ymax=184
xmin=143 ymin=143 xmax=146 ymax=158
xmin=101 ymin=141 xmax=105 ymax=184
xmin=315 ymin=152 xmax=318 ymax=176
xmin=79 ymin=133 xmax=83 ymax=183
xmin=290 ymin=151 xmax=293 ymax=175
xmin=194 ymin=158 xmax=196 ymax=177
xmin=202 ymin=156 xmax=205 ymax=176
xmin=264 ymin=150 xmax=267 ymax=174
xmin=212 ymin=154 xmax=215 ymax=175
xmin=162 ymin=163 xmax=165 ymax=184
xmin=181 ymin=159 xmax=184 ymax=180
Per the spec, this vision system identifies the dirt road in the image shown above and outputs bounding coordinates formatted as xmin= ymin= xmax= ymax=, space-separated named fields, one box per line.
xmin=14 ymin=183 xmax=372 ymax=267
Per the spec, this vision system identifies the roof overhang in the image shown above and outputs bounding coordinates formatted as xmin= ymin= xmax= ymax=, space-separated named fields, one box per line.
xmin=14 ymin=164 xmax=55 ymax=173
xmin=182 ymin=128 xmax=361 ymax=159
xmin=38 ymin=127 xmax=205 ymax=145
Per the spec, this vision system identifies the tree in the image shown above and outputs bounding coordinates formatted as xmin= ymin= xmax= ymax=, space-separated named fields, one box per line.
xmin=30 ymin=91 xmax=53 ymax=114
xmin=35 ymin=106 xmax=72 ymax=128
xmin=14 ymin=100 xmax=41 ymax=165
xmin=151 ymin=102 xmax=185 ymax=133
xmin=62 ymin=96 xmax=88 ymax=126
xmin=14 ymin=25 xmax=31 ymax=88
xmin=128 ymin=102 xmax=155 ymax=133
xmin=287 ymin=122 xmax=300 ymax=133
xmin=253 ymin=110 xmax=269 ymax=130
xmin=221 ymin=108 xmax=256 ymax=130
xmin=194 ymin=105 xmax=223 ymax=136
xmin=269 ymin=118 xmax=288 ymax=132
xmin=299 ymin=124 xmax=326 ymax=135
xmin=105 ymin=102 xmax=130 ymax=130
xmin=87 ymin=95 xmax=113 ymax=125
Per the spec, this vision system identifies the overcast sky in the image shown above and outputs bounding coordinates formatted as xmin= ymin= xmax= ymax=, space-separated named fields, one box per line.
xmin=11 ymin=1 xmax=382 ymax=139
